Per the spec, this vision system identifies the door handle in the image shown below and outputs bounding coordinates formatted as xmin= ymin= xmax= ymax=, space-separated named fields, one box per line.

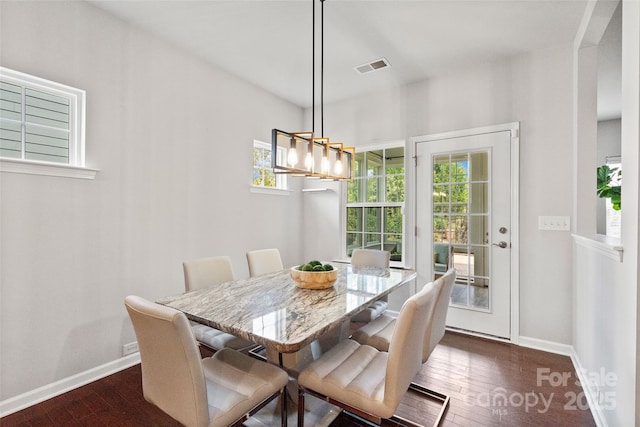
xmin=492 ymin=241 xmax=509 ymax=248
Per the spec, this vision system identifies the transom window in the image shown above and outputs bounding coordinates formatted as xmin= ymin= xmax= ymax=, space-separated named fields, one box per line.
xmin=345 ymin=145 xmax=405 ymax=263
xmin=0 ymin=67 xmax=85 ymax=166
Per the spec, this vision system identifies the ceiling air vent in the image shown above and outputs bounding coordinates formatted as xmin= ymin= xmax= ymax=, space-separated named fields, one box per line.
xmin=354 ymin=57 xmax=391 ymax=75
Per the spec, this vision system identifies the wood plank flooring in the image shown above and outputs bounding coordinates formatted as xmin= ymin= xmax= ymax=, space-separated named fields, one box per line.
xmin=1 ymin=332 xmax=596 ymax=426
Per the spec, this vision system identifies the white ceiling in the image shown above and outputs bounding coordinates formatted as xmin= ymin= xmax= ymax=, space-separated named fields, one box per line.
xmin=89 ymin=0 xmax=595 ymax=109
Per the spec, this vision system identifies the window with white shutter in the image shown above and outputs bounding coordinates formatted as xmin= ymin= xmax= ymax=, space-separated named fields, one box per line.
xmin=0 ymin=67 xmax=90 ymax=177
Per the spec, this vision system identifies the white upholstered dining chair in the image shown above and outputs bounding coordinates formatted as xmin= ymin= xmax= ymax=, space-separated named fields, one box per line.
xmin=297 ymin=280 xmax=439 ymax=427
xmin=351 ymin=268 xmax=456 ymax=424
xmin=351 ymin=248 xmax=391 ymax=269
xmin=352 ymin=268 xmax=456 ymax=358
xmin=183 ymin=256 xmax=255 ymax=351
xmin=124 ymin=295 xmax=289 ymax=427
xmin=426 ymin=268 xmax=457 ymax=358
xmin=350 ymin=249 xmax=391 ymax=323
xmin=183 ymin=256 xmax=235 ymax=292
xmin=246 ymin=248 xmax=284 ymax=277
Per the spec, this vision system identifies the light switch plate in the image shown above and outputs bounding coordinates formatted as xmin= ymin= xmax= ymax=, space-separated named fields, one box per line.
xmin=538 ymin=216 xmax=570 ymax=231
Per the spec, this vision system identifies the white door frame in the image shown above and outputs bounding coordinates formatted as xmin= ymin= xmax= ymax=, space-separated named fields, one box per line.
xmin=407 ymin=122 xmax=520 ymax=343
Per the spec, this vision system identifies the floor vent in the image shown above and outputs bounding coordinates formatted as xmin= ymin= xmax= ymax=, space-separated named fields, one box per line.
xmin=354 ymin=57 xmax=391 ymax=75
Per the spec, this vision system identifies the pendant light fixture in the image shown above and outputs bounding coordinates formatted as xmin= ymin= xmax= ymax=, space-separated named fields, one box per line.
xmin=272 ymin=0 xmax=353 ymax=180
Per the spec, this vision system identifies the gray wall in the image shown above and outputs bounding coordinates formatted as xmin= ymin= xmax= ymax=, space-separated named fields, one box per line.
xmin=0 ymin=1 xmax=304 ymax=400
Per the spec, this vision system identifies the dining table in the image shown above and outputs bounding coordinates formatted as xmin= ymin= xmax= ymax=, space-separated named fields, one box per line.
xmin=156 ymin=261 xmax=417 ymax=426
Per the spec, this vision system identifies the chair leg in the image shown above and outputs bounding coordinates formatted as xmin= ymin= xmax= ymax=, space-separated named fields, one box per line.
xmin=280 ymin=388 xmax=287 ymax=427
xmin=228 ymin=388 xmax=288 ymax=427
xmin=297 ymin=388 xmax=305 ymax=427
xmin=301 ymin=385 xmax=383 ymax=426
xmin=389 ymin=414 xmax=426 ymax=427
xmin=248 ymin=344 xmax=267 ymax=361
xmin=300 ymin=383 xmax=447 ymax=427
xmin=408 ymin=382 xmax=450 ymax=426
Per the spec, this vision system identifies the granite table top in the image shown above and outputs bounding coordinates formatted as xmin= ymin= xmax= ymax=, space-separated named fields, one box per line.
xmin=156 ymin=262 xmax=416 ymax=353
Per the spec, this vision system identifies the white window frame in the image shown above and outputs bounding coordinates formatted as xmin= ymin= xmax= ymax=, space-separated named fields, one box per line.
xmin=250 ymin=139 xmax=289 ymax=194
xmin=0 ymin=67 xmax=96 ymax=179
xmin=342 ymin=141 xmax=406 ymax=267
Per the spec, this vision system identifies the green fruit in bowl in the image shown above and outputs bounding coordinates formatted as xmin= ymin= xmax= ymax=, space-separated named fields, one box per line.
xmin=298 ymin=260 xmax=334 ymax=272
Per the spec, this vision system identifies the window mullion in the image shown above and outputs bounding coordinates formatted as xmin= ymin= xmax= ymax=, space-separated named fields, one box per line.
xmin=381 ymin=154 xmax=386 ymax=245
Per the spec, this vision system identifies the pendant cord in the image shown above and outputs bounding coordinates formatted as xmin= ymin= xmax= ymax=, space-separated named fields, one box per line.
xmin=312 ymin=0 xmax=315 ymax=136
xmin=320 ymin=0 xmax=324 ymax=138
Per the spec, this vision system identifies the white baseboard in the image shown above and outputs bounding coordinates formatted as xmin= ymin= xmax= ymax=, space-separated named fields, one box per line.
xmin=0 ymin=353 xmax=140 ymax=418
xmin=518 ymin=335 xmax=574 ymax=356
xmin=569 ymin=347 xmax=608 ymax=427
xmin=519 ymin=336 xmax=606 ymax=427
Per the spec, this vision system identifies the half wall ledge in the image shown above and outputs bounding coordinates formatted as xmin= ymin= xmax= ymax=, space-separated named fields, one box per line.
xmin=572 ymin=234 xmax=623 ymax=262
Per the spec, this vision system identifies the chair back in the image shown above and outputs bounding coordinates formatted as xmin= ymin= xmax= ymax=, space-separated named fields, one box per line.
xmin=426 ymin=268 xmax=456 ymax=360
xmin=246 ymin=248 xmax=284 ymax=277
xmin=124 ymin=295 xmax=209 ymax=427
xmin=384 ymin=281 xmax=438 ymax=408
xmin=351 ymin=249 xmax=391 ymax=269
xmin=183 ymin=256 xmax=234 ymax=292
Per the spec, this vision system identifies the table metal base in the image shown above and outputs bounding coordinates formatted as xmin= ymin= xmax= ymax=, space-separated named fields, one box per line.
xmin=245 ymin=393 xmax=341 ymax=427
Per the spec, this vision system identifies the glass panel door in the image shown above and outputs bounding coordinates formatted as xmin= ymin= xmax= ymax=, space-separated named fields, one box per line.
xmin=416 ymin=127 xmax=514 ymax=339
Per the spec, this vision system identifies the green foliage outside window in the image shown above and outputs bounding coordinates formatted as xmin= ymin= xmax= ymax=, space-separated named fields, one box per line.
xmin=386 ymin=172 xmax=405 ymax=202
xmin=385 ymin=207 xmax=402 ymax=233
xmin=433 ymin=160 xmax=469 ymax=243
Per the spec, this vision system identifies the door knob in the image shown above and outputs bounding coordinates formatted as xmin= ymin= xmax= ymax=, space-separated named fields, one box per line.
xmin=492 ymin=241 xmax=508 ymax=248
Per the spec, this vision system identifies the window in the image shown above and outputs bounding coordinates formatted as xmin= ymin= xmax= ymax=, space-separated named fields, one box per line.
xmin=345 ymin=145 xmax=404 ymax=263
xmin=252 ymin=140 xmax=287 ymax=190
xmin=0 ymin=67 xmax=85 ymax=167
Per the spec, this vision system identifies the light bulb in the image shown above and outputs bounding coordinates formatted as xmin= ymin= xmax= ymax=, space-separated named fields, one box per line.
xmin=287 ymin=148 xmax=298 ymax=167
xmin=334 ymin=159 xmax=343 ymax=175
xmin=321 ymin=156 xmax=329 ymax=173
xmin=304 ymin=152 xmax=313 ymax=170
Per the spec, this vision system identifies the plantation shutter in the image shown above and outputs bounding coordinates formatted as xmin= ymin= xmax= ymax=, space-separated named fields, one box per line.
xmin=0 ymin=81 xmax=22 ymax=159
xmin=0 ymin=80 xmax=71 ymax=164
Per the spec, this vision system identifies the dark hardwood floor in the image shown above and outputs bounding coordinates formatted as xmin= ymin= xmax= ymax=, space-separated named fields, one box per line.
xmin=1 ymin=332 xmax=595 ymax=426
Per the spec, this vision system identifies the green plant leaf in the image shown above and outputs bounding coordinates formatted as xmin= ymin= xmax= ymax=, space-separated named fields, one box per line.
xmin=596 ymin=165 xmax=622 ymax=210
